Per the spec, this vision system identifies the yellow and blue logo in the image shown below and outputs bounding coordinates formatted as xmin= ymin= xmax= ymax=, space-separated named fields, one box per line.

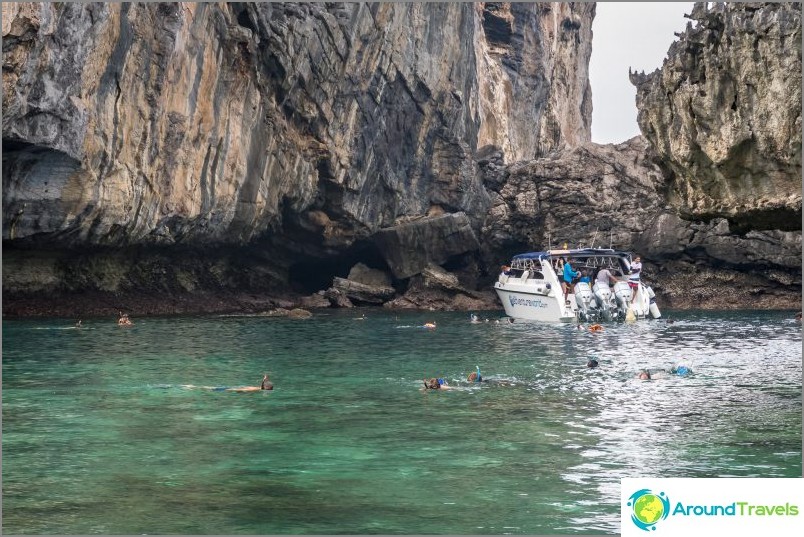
xmin=627 ymin=489 xmax=671 ymax=531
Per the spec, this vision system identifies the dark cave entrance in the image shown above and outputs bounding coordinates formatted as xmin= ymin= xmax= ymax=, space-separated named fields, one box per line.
xmin=287 ymin=239 xmax=395 ymax=295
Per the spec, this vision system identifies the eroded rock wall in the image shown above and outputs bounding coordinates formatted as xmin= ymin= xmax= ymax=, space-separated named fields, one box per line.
xmin=478 ymin=136 xmax=801 ymax=309
xmin=2 ymin=2 xmax=593 ymax=249
xmin=630 ymin=2 xmax=802 ymax=231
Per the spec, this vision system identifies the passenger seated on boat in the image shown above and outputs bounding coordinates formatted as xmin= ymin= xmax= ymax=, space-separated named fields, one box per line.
xmin=501 ymin=265 xmax=512 ymax=275
xmin=579 ymin=270 xmax=591 ymax=284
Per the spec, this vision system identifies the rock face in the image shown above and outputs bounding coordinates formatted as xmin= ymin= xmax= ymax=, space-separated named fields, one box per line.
xmin=630 ymin=2 xmax=802 ymax=231
xmin=2 ymin=2 xmax=593 ymax=247
xmin=481 ymin=137 xmax=667 ymax=263
xmin=373 ymin=212 xmax=480 ymax=279
xmin=2 ymin=2 xmax=800 ymax=315
xmin=478 ymin=136 xmax=801 ymax=309
xmin=2 ymin=2 xmax=596 ymax=312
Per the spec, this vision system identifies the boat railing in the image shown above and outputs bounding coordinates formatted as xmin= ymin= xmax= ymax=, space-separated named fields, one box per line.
xmin=509 ymin=252 xmax=631 ymax=275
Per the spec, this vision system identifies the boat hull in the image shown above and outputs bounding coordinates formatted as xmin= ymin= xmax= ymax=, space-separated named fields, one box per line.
xmin=494 ymin=283 xmax=575 ymax=322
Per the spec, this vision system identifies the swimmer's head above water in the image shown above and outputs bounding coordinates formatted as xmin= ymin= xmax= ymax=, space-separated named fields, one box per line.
xmin=423 ymin=378 xmax=444 ymax=389
xmin=261 ymin=374 xmax=274 ymax=390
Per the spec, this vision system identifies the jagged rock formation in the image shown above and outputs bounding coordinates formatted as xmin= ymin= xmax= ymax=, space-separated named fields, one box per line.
xmin=373 ymin=212 xmax=480 ymax=279
xmin=630 ymin=2 xmax=802 ymax=231
xmin=2 ymin=2 xmax=592 ymax=246
xmin=478 ymin=135 xmax=801 ymax=309
xmin=3 ymin=2 xmax=595 ymax=313
xmin=2 ymin=2 xmax=800 ymax=315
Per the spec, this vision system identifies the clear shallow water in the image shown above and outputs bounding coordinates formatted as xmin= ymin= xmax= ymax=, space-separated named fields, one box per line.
xmin=2 ymin=309 xmax=801 ymax=535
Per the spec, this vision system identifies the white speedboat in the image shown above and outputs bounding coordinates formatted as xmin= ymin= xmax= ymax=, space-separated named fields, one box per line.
xmin=494 ymin=248 xmax=661 ymax=322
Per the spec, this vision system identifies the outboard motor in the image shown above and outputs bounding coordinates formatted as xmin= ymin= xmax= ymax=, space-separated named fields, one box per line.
xmin=613 ymin=281 xmax=633 ymax=319
xmin=646 ymin=286 xmax=662 ymax=319
xmin=592 ymin=282 xmax=614 ymax=321
xmin=573 ymin=282 xmax=596 ymax=321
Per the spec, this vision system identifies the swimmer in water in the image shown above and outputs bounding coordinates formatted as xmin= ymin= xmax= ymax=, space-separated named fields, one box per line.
xmin=587 ymin=358 xmax=599 ymax=368
xmin=589 ymin=324 xmax=604 ymax=332
xmin=671 ymin=364 xmax=692 ymax=376
xmin=220 ymin=374 xmax=274 ymax=392
xmin=470 ymin=313 xmax=481 ymax=323
xmin=423 ymin=322 xmax=437 ymax=329
xmin=423 ymin=377 xmax=450 ymax=390
xmin=637 ymin=369 xmax=651 ymax=380
xmin=467 ymin=366 xmax=483 ymax=383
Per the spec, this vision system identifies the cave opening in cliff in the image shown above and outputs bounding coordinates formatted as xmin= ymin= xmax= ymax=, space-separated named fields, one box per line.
xmin=287 ymin=240 xmax=393 ymax=295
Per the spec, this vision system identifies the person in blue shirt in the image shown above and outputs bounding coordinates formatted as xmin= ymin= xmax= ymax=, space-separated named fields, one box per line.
xmin=561 ymin=258 xmax=580 ymax=302
xmin=579 ymin=270 xmax=591 ymax=284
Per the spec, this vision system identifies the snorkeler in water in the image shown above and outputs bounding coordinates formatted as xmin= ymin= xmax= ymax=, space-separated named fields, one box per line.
xmin=467 ymin=365 xmax=483 ymax=382
xmin=423 ymin=377 xmax=450 ymax=390
xmin=637 ymin=369 xmax=651 ymax=380
xmin=670 ymin=364 xmax=692 ymax=376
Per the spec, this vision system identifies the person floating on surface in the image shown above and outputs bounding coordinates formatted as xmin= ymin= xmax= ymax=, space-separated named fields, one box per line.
xmin=587 ymin=358 xmax=599 ymax=368
xmin=670 ymin=364 xmax=692 ymax=376
xmin=637 ymin=369 xmax=651 ymax=380
xmin=423 ymin=377 xmax=449 ymax=390
xmin=223 ymin=374 xmax=274 ymax=392
xmin=467 ymin=366 xmax=483 ymax=382
xmin=588 ymin=324 xmax=604 ymax=332
xmin=117 ymin=312 xmax=133 ymax=326
xmin=423 ymin=322 xmax=437 ymax=329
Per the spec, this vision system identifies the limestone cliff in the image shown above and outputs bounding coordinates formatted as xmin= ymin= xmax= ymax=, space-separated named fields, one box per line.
xmin=480 ymin=137 xmax=801 ymax=309
xmin=3 ymin=2 xmax=800 ymax=315
xmin=630 ymin=2 xmax=802 ymax=231
xmin=2 ymin=2 xmax=595 ymax=311
xmin=3 ymin=2 xmax=592 ymax=248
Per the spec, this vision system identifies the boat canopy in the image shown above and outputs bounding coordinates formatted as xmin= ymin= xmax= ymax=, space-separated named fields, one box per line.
xmin=511 ymin=248 xmax=630 ymax=261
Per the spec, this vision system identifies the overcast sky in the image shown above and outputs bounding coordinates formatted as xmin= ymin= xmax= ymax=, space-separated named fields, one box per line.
xmin=590 ymin=2 xmax=696 ymax=144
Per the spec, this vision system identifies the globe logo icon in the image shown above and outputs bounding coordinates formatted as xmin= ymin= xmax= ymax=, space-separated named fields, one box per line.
xmin=627 ymin=489 xmax=670 ymax=531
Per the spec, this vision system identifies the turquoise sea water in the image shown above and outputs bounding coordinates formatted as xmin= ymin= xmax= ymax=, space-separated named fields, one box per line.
xmin=2 ymin=309 xmax=801 ymax=534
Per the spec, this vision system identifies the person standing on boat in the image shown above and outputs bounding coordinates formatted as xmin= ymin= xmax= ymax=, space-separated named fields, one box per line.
xmin=628 ymin=256 xmax=642 ymax=303
xmin=561 ymin=258 xmax=580 ymax=302
xmin=595 ymin=267 xmax=618 ymax=287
